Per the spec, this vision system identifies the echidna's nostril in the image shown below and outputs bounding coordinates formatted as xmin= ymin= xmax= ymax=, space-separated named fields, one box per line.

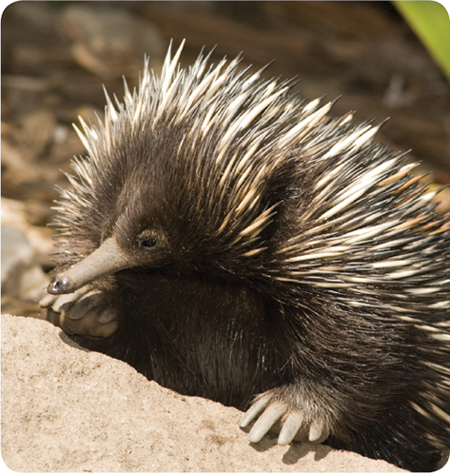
xmin=48 ymin=276 xmax=71 ymax=295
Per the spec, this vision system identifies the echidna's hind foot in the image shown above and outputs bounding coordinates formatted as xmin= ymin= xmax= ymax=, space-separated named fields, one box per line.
xmin=40 ymin=288 xmax=119 ymax=338
xmin=240 ymin=390 xmax=330 ymax=445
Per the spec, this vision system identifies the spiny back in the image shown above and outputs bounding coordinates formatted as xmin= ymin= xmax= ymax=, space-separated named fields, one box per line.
xmin=54 ymin=41 xmax=450 ymax=311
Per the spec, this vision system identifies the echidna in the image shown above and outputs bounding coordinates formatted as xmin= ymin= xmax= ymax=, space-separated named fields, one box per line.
xmin=41 ymin=41 xmax=450 ymax=471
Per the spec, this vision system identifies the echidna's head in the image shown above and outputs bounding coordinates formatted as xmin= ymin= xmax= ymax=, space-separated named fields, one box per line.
xmin=49 ymin=41 xmax=312 ymax=294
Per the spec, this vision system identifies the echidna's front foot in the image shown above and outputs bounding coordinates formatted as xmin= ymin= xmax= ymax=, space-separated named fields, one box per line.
xmin=39 ymin=287 xmax=119 ymax=338
xmin=240 ymin=391 xmax=330 ymax=445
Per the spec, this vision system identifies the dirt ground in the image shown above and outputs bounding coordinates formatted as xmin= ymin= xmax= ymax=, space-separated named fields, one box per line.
xmin=2 ymin=314 xmax=406 ymax=472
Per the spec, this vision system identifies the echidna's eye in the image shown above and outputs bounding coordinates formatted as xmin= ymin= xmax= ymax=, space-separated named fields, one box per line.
xmin=140 ymin=238 xmax=158 ymax=250
xmin=137 ymin=229 xmax=160 ymax=251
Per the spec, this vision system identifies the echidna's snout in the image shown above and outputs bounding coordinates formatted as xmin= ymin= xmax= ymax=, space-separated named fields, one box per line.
xmin=48 ymin=237 xmax=131 ymax=295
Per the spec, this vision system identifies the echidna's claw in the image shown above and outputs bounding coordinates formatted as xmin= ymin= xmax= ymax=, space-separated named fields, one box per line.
xmin=239 ymin=395 xmax=271 ymax=429
xmin=41 ymin=289 xmax=119 ymax=338
xmin=63 ymin=289 xmax=103 ymax=320
xmin=240 ymin=392 xmax=330 ymax=446
xmin=308 ymin=418 xmax=329 ymax=443
xmin=97 ymin=308 xmax=118 ymax=325
xmin=39 ymin=293 xmax=58 ymax=308
xmin=52 ymin=286 xmax=91 ymax=315
xmin=247 ymin=402 xmax=288 ymax=443
xmin=278 ymin=411 xmax=305 ymax=445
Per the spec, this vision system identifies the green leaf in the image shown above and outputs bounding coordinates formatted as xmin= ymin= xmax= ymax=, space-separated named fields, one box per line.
xmin=393 ymin=0 xmax=450 ymax=82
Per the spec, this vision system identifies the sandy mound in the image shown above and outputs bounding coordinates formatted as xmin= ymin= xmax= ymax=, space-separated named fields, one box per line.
xmin=2 ymin=314 xmax=404 ymax=472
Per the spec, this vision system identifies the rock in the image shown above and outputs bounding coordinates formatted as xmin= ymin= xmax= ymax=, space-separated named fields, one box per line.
xmin=1 ymin=225 xmax=47 ymax=303
xmin=1 ymin=198 xmax=55 ymax=261
xmin=1 ymin=314 xmax=405 ymax=472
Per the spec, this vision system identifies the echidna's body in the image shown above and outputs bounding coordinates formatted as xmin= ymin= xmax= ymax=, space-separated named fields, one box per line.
xmin=43 ymin=42 xmax=450 ymax=471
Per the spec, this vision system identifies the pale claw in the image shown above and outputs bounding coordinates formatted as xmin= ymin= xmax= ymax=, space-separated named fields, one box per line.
xmin=308 ymin=418 xmax=329 ymax=443
xmin=39 ymin=293 xmax=57 ymax=308
xmin=239 ymin=396 xmax=271 ymax=429
xmin=60 ymin=307 xmax=119 ymax=338
xmin=64 ymin=290 xmax=104 ymax=320
xmin=39 ymin=286 xmax=90 ymax=314
xmin=98 ymin=308 xmax=118 ymax=325
xmin=53 ymin=286 xmax=92 ymax=316
xmin=241 ymin=394 xmax=330 ymax=446
xmin=278 ymin=411 xmax=305 ymax=445
xmin=41 ymin=288 xmax=119 ymax=338
xmin=247 ymin=402 xmax=288 ymax=443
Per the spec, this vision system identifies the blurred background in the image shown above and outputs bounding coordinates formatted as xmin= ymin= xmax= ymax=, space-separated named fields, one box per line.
xmin=2 ymin=1 xmax=450 ymax=316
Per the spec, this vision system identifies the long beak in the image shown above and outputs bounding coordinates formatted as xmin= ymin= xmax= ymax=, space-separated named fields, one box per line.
xmin=47 ymin=237 xmax=131 ymax=295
